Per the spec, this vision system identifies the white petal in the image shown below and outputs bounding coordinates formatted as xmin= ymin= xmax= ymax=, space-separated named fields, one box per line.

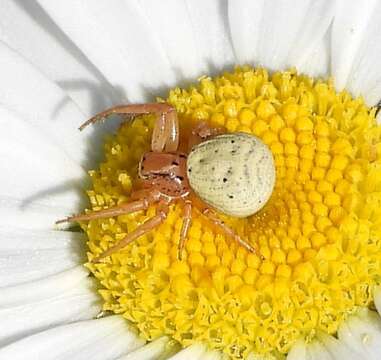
xmin=318 ymin=332 xmax=362 ymax=360
xmin=0 ymin=315 xmax=143 ymax=360
xmin=0 ymin=265 xmax=89 ymax=307
xmin=296 ymin=30 xmax=330 ymax=79
xmin=200 ymin=349 xmax=224 ymax=360
xmin=0 ymin=0 xmax=121 ymax=115
xmin=247 ymin=352 xmax=277 ymax=359
xmin=338 ymin=318 xmax=369 ymax=357
xmin=331 ymin=0 xmax=379 ymax=91
xmin=0 ymin=197 xmax=75 ymax=230
xmin=228 ymin=0 xmax=265 ymax=65
xmin=307 ymin=341 xmax=333 ymax=360
xmin=0 ymin=106 xmax=85 ymax=211
xmin=0 ymin=42 xmax=96 ymax=166
xmin=138 ymin=0 xmax=204 ymax=81
xmin=230 ymin=0 xmax=333 ymax=73
xmin=167 ymin=344 xmax=207 ymax=359
xmin=373 ymin=285 xmax=381 ymax=315
xmin=346 ymin=1 xmax=381 ymax=105
xmin=185 ymin=0 xmax=236 ymax=72
xmin=0 ymin=268 xmax=101 ymax=346
xmin=36 ymin=0 xmax=177 ymax=102
xmin=287 ymin=339 xmax=307 ymax=360
xmin=0 ymin=227 xmax=82 ymax=251
xmin=338 ymin=308 xmax=381 ymax=359
xmin=285 ymin=0 xmax=334 ymax=72
xmin=117 ymin=337 xmax=174 ymax=360
xmin=0 ymin=227 xmax=85 ymax=287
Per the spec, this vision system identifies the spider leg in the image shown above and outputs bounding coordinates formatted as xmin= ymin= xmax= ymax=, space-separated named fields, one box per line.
xmin=92 ymin=200 xmax=169 ymax=263
xmin=202 ymin=208 xmax=259 ymax=256
xmin=188 ymin=121 xmax=226 ymax=150
xmin=152 ymin=107 xmax=179 ymax=153
xmin=56 ymin=189 xmax=161 ymax=224
xmin=78 ymin=103 xmax=179 ymax=152
xmin=376 ymin=99 xmax=381 ymax=116
xmin=178 ymin=200 xmax=192 ymax=260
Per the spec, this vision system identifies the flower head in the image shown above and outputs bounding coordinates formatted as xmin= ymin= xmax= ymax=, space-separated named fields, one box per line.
xmin=85 ymin=67 xmax=381 ymax=358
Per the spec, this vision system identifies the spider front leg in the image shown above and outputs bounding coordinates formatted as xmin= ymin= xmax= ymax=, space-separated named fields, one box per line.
xmin=376 ymin=99 xmax=381 ymax=116
xmin=92 ymin=200 xmax=170 ymax=263
xmin=79 ymin=103 xmax=179 ymax=152
xmin=188 ymin=121 xmax=226 ymax=150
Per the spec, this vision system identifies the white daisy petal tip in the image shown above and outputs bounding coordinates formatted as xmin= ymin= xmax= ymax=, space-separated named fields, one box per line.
xmin=374 ymin=284 xmax=381 ymax=314
xmin=317 ymin=331 xmax=362 ymax=360
xmin=286 ymin=339 xmax=307 ymax=360
xmin=247 ymin=351 xmax=279 ymax=360
xmin=116 ymin=336 xmax=179 ymax=360
xmin=308 ymin=340 xmax=335 ymax=360
xmin=200 ymin=348 xmax=226 ymax=360
xmin=338 ymin=308 xmax=381 ymax=359
xmin=166 ymin=343 xmax=207 ymax=359
xmin=287 ymin=332 xmax=364 ymax=360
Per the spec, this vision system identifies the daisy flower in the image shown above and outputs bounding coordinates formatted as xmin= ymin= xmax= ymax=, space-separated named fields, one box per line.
xmin=1 ymin=0 xmax=381 ymax=359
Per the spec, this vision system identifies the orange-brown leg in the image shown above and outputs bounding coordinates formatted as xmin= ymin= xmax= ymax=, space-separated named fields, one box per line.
xmin=202 ymin=208 xmax=259 ymax=256
xmin=376 ymin=100 xmax=381 ymax=116
xmin=188 ymin=121 xmax=226 ymax=150
xmin=129 ymin=187 xmax=157 ymax=201
xmin=78 ymin=103 xmax=180 ymax=152
xmin=164 ymin=109 xmax=179 ymax=152
xmin=92 ymin=200 xmax=169 ymax=263
xmin=178 ymin=200 xmax=192 ymax=260
xmin=56 ymin=189 xmax=161 ymax=224
xmin=152 ymin=108 xmax=179 ymax=153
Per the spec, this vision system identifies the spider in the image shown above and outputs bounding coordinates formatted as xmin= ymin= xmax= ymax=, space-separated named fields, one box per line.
xmin=58 ymin=103 xmax=275 ymax=262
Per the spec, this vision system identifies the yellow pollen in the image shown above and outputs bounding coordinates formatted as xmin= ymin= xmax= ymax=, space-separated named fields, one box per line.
xmin=84 ymin=66 xmax=381 ymax=359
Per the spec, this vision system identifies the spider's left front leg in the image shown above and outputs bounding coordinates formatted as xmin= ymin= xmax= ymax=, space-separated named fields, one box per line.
xmin=92 ymin=199 xmax=170 ymax=263
xmin=151 ymin=104 xmax=179 ymax=153
xmin=79 ymin=103 xmax=180 ymax=152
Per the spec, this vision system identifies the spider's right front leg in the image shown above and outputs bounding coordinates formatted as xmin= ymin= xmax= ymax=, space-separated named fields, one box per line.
xmin=188 ymin=121 xmax=226 ymax=150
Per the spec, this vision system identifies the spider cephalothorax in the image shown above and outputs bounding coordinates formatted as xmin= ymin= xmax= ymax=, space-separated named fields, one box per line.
xmin=138 ymin=151 xmax=190 ymax=199
xmin=58 ymin=103 xmax=275 ymax=261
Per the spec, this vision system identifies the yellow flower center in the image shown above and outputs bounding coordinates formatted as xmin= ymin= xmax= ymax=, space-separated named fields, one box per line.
xmin=85 ymin=66 xmax=381 ymax=358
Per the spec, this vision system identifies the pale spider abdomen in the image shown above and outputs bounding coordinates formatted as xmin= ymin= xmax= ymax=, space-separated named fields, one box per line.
xmin=187 ymin=132 xmax=276 ymax=217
